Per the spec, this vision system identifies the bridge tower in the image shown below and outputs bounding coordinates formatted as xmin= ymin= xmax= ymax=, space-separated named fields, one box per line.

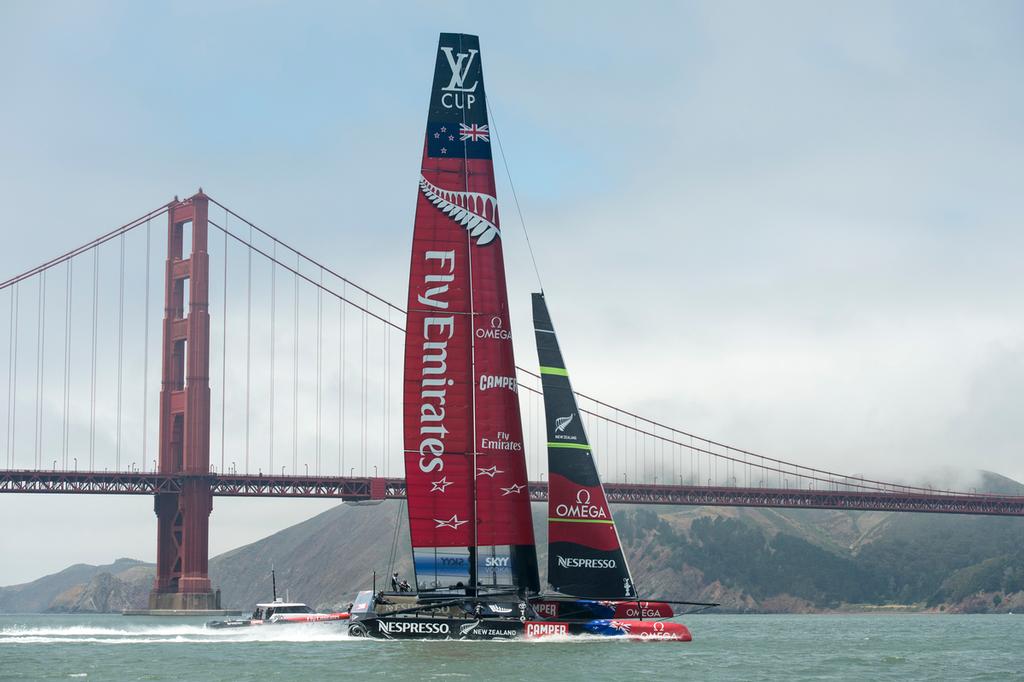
xmin=148 ymin=192 xmax=220 ymax=611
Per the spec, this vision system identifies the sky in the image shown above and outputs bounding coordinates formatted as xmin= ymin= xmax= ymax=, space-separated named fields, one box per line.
xmin=1 ymin=1 xmax=1023 ymax=585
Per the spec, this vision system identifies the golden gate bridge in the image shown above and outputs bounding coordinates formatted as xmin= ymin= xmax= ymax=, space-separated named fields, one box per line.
xmin=2 ymin=191 xmax=1022 ymax=609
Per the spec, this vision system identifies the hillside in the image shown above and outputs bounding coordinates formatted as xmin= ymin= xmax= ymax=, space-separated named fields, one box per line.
xmin=3 ymin=471 xmax=1023 ymax=614
xmin=0 ymin=558 xmax=152 ymax=613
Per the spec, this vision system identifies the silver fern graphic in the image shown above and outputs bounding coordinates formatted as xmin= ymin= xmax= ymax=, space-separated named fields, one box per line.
xmin=419 ymin=175 xmax=500 ymax=245
xmin=555 ymin=414 xmax=575 ymax=433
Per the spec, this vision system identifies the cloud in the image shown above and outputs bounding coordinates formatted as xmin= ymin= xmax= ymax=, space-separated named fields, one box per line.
xmin=1 ymin=1 xmax=1023 ymax=584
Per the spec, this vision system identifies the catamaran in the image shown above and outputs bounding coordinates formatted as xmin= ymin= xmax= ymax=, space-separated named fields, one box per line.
xmin=344 ymin=32 xmax=713 ymax=642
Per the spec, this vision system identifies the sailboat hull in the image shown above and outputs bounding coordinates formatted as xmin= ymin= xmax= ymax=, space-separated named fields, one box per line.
xmin=345 ymin=591 xmax=691 ymax=641
xmin=532 ymin=598 xmax=674 ymax=620
xmin=348 ymin=615 xmax=691 ymax=642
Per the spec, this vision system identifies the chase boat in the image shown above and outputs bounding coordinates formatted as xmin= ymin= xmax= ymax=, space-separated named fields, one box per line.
xmin=207 ymin=597 xmax=349 ymax=629
xmin=207 ymin=572 xmax=349 ymax=629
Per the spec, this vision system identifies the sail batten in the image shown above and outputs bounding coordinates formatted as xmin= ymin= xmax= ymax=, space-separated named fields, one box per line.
xmin=533 ymin=293 xmax=636 ymax=599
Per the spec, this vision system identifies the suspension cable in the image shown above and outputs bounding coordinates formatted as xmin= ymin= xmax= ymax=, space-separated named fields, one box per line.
xmin=269 ymin=241 xmax=276 ymax=475
xmin=89 ymin=247 xmax=98 ymax=470
xmin=7 ymin=285 xmax=18 ymax=468
xmin=204 ymin=200 xmax=972 ymax=497
xmin=62 ymin=260 xmax=72 ymax=469
xmin=0 ymin=205 xmax=169 ymax=291
xmin=220 ymin=219 xmax=229 ymax=475
xmin=207 ymin=198 xmax=402 ymax=316
xmin=34 ymin=272 xmax=46 ymax=468
xmin=292 ymin=252 xmax=299 ymax=476
xmin=141 ymin=220 xmax=150 ymax=471
xmin=316 ymin=267 xmax=323 ymax=476
xmin=116 ymin=233 xmax=125 ymax=470
xmin=245 ymin=223 xmax=253 ymax=475
xmin=339 ymin=292 xmax=345 ymax=476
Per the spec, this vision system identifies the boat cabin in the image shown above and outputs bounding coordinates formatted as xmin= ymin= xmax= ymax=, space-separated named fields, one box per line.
xmin=252 ymin=598 xmax=315 ymax=620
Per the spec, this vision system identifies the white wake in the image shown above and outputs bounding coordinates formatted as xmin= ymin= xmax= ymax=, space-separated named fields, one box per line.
xmin=0 ymin=622 xmax=352 ymax=645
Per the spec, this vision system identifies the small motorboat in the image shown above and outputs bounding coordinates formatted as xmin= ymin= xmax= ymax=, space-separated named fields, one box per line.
xmin=206 ymin=571 xmax=349 ymax=629
xmin=207 ymin=597 xmax=349 ymax=629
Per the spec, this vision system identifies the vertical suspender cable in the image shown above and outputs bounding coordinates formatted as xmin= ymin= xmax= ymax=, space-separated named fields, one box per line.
xmin=245 ymin=225 xmax=252 ymax=474
xmin=141 ymin=220 xmax=150 ymax=470
xmin=220 ymin=221 xmax=228 ymax=474
xmin=89 ymin=248 xmax=99 ymax=470
xmin=292 ymin=253 xmax=299 ymax=475
xmin=339 ymin=292 xmax=345 ymax=476
xmin=34 ymin=272 xmax=46 ymax=468
xmin=7 ymin=285 xmax=18 ymax=468
xmin=62 ymin=260 xmax=72 ymax=469
xmin=269 ymin=242 xmax=276 ymax=475
xmin=115 ymin=234 xmax=125 ymax=470
xmin=316 ymin=268 xmax=322 ymax=475
xmin=361 ymin=293 xmax=367 ymax=475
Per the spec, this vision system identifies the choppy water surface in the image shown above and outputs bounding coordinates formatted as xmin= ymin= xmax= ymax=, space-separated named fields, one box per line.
xmin=1 ymin=613 xmax=1021 ymax=681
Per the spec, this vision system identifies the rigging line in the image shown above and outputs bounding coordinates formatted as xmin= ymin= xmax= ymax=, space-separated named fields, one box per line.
xmin=486 ymin=98 xmax=543 ymax=292
xmin=89 ymin=247 xmax=99 ymax=470
xmin=457 ymin=36 xmax=479 ymax=574
xmin=0 ymin=205 xmax=170 ymax=291
xmin=62 ymin=260 xmax=72 ymax=469
xmin=220 ymin=219 xmax=228 ymax=475
xmin=141 ymin=220 xmax=150 ymax=471
xmin=7 ymin=285 xmax=18 ymax=468
xmin=206 ymin=197 xmax=404 ymax=316
xmin=269 ymin=241 xmax=276 ymax=475
xmin=245 ymin=224 xmax=252 ymax=475
xmin=116 ymin=233 xmax=125 ymax=470
xmin=34 ymin=272 xmax=46 ymax=468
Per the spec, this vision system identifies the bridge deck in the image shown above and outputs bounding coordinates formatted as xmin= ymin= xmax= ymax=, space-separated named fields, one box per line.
xmin=2 ymin=470 xmax=1022 ymax=516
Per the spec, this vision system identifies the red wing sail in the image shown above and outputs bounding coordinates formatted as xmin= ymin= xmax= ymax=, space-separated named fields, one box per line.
xmin=532 ymin=293 xmax=636 ymax=598
xmin=404 ymin=33 xmax=538 ymax=594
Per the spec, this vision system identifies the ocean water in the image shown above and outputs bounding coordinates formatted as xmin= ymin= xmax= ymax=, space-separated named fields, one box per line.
xmin=0 ymin=613 xmax=1021 ymax=681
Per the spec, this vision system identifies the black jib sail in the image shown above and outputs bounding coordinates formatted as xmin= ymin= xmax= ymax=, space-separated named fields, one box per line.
xmin=532 ymin=292 xmax=636 ymax=599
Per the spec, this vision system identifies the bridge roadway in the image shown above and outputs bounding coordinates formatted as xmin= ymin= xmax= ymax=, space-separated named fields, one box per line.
xmin=2 ymin=470 xmax=1022 ymax=516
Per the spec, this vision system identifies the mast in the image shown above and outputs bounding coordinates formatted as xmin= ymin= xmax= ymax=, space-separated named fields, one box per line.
xmin=532 ymin=292 xmax=636 ymax=598
xmin=402 ymin=33 xmax=538 ymax=597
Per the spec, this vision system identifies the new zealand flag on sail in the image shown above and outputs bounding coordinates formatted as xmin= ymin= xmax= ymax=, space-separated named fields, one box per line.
xmin=426 ymin=33 xmax=492 ymax=160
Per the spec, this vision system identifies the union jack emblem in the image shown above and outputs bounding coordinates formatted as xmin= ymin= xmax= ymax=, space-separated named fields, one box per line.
xmin=609 ymin=620 xmax=632 ymax=633
xmin=459 ymin=123 xmax=489 ymax=142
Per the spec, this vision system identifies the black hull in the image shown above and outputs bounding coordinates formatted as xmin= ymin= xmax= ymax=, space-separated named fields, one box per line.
xmin=348 ymin=616 xmax=581 ymax=641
